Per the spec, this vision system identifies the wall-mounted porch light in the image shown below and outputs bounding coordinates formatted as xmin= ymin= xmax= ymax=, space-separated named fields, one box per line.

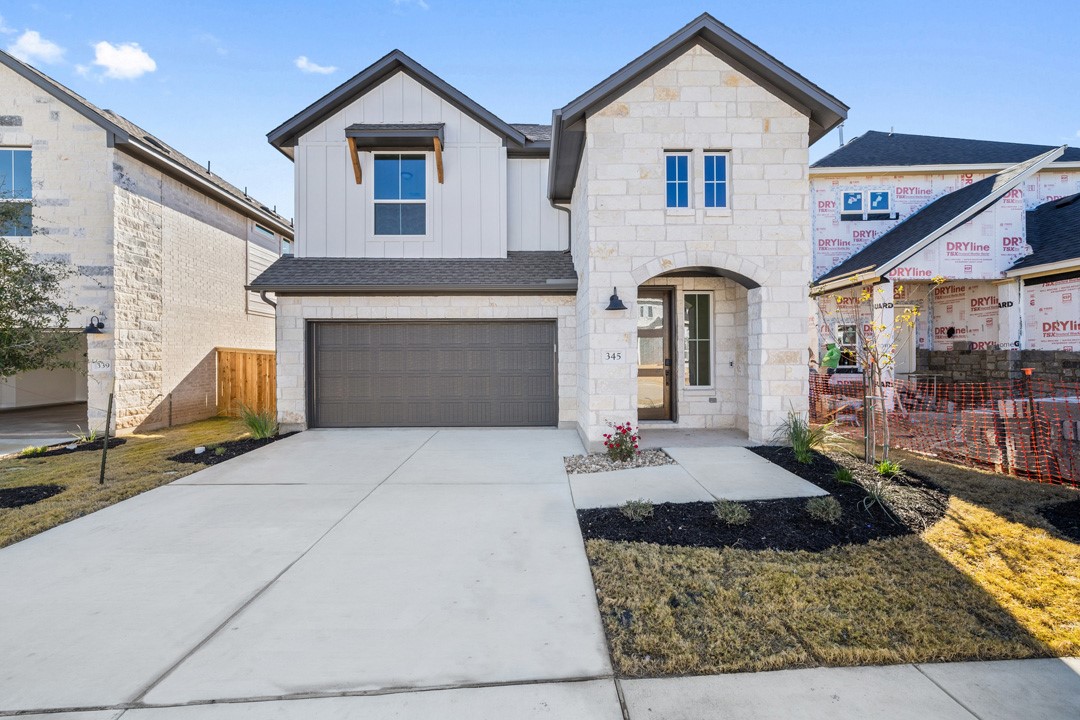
xmin=605 ymin=287 xmax=628 ymax=311
xmin=84 ymin=316 xmax=105 ymax=334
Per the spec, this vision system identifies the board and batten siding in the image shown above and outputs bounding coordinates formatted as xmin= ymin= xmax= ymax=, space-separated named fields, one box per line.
xmin=507 ymin=158 xmax=569 ymax=251
xmin=295 ymin=71 xmax=508 ymax=259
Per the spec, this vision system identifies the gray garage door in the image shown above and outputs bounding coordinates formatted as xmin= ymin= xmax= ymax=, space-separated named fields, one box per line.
xmin=311 ymin=321 xmax=557 ymax=427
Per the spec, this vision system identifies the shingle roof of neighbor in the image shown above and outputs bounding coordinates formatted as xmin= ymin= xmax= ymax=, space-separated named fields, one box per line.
xmin=1010 ymin=194 xmax=1080 ymax=271
xmin=0 ymin=49 xmax=292 ymax=233
xmin=813 ymin=131 xmax=1080 ymax=168
xmin=249 ymin=251 xmax=577 ymax=292
xmin=510 ymin=124 xmax=552 ymax=143
xmin=816 ymin=175 xmax=1000 ymax=282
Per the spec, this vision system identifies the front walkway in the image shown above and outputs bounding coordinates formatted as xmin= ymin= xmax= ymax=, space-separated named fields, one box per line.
xmin=0 ymin=428 xmax=1076 ymax=718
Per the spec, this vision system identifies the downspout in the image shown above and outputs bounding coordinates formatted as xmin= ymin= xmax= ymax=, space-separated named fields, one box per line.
xmin=552 ymin=202 xmax=572 ymax=253
xmin=260 ymin=291 xmax=277 ymax=309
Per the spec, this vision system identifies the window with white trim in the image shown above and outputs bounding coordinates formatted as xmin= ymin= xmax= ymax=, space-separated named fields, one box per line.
xmin=665 ymin=152 xmax=689 ymax=208
xmin=837 ymin=324 xmax=858 ymax=368
xmin=841 ymin=190 xmax=892 ymax=221
xmin=684 ymin=292 xmax=712 ymax=386
xmin=703 ymin=152 xmax=728 ymax=208
xmin=0 ymin=148 xmax=32 ymax=237
xmin=374 ymin=153 xmax=426 ymax=235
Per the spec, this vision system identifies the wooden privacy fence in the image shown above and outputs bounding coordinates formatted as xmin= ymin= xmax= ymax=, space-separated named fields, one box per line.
xmin=217 ymin=348 xmax=276 ymax=417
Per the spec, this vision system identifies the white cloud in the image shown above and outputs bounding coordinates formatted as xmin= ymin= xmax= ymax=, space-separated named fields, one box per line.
xmin=90 ymin=41 xmax=156 ymax=80
xmin=7 ymin=30 xmax=65 ymax=64
xmin=295 ymin=55 xmax=337 ymax=75
xmin=393 ymin=0 xmax=430 ymax=9
xmin=0 ymin=16 xmax=16 ymax=35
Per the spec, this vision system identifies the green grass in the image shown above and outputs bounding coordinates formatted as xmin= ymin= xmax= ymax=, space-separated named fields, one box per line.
xmin=585 ymin=449 xmax=1080 ymax=676
xmin=0 ymin=417 xmax=251 ymax=548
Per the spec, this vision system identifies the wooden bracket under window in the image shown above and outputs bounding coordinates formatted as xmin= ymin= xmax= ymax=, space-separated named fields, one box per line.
xmin=347 ymin=136 xmax=362 ymax=184
xmin=433 ymin=137 xmax=444 ymax=184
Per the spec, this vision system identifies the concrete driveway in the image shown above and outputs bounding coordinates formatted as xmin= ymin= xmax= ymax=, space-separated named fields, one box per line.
xmin=2 ymin=428 xmax=1077 ymax=719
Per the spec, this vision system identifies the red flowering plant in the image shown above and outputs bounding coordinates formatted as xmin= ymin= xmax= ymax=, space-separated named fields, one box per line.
xmin=603 ymin=422 xmax=640 ymax=462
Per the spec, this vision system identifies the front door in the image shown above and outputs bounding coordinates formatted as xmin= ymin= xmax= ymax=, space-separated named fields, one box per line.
xmin=637 ymin=288 xmax=673 ymax=420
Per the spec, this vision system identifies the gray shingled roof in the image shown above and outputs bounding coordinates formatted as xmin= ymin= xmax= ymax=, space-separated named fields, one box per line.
xmin=0 ymin=49 xmax=292 ymax=232
xmin=249 ymin=251 xmax=577 ymax=292
xmin=816 ymin=175 xmax=1000 ymax=282
xmin=1010 ymin=194 xmax=1080 ymax=271
xmin=510 ymin=124 xmax=552 ymax=143
xmin=813 ymin=131 xmax=1080 ymax=168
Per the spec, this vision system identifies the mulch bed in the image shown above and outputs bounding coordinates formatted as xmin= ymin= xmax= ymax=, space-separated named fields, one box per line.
xmin=1040 ymin=498 xmax=1080 ymax=543
xmin=577 ymin=446 xmax=949 ymax=552
xmin=23 ymin=438 xmax=126 ymax=458
xmin=168 ymin=432 xmax=296 ymax=466
xmin=564 ymin=449 xmax=675 ymax=475
xmin=0 ymin=484 xmax=64 ymax=509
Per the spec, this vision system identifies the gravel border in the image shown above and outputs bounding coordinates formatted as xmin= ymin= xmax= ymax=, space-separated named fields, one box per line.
xmin=564 ymin=449 xmax=676 ymax=475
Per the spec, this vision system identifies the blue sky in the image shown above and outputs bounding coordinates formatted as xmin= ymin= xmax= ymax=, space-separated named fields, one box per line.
xmin=3 ymin=1 xmax=1078 ymax=220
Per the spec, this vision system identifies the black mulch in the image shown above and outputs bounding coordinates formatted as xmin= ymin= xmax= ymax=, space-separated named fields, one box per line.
xmin=1040 ymin=498 xmax=1080 ymax=543
xmin=0 ymin=484 xmax=64 ymax=508
xmin=577 ymin=446 xmax=949 ymax=552
xmin=168 ymin=433 xmax=297 ymax=466
xmin=24 ymin=438 xmax=126 ymax=458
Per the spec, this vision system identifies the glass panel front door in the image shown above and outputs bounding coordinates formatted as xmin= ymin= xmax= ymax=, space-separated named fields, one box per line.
xmin=638 ymin=288 xmax=672 ymax=420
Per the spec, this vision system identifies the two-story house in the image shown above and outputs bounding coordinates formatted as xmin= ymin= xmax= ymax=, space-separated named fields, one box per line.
xmin=0 ymin=50 xmax=293 ymax=433
xmin=252 ymin=14 xmax=847 ymax=448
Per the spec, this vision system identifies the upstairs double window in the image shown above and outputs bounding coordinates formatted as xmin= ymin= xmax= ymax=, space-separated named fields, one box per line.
xmin=665 ymin=151 xmax=728 ymax=210
xmin=374 ymin=153 xmax=426 ymax=235
xmin=0 ymin=148 xmax=31 ymax=237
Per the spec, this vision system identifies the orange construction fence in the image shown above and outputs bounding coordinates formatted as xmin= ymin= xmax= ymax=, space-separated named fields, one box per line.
xmin=810 ymin=373 xmax=1080 ymax=487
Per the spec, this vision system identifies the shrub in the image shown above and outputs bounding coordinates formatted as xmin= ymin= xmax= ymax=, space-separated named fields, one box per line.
xmin=603 ymin=422 xmax=640 ymax=462
xmin=806 ymin=496 xmax=842 ymax=524
xmin=214 ymin=446 xmax=227 ymax=457
xmin=773 ymin=410 xmax=832 ymax=464
xmin=238 ymin=405 xmax=277 ymax=440
xmin=620 ymin=499 xmax=654 ymax=522
xmin=860 ymin=479 xmax=897 ymax=520
xmin=875 ymin=459 xmax=902 ymax=478
xmin=713 ymin=499 xmax=751 ymax=526
xmin=834 ymin=467 xmax=855 ymax=485
xmin=19 ymin=445 xmax=48 ymax=457
xmin=68 ymin=426 xmax=98 ymax=444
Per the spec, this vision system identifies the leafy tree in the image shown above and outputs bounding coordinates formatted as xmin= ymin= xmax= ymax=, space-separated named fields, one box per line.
xmin=0 ymin=202 xmax=79 ymax=377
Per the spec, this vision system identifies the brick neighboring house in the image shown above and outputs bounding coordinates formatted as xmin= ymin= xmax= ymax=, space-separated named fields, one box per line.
xmin=0 ymin=50 xmax=294 ymax=432
xmin=808 ymin=131 xmax=1080 ymax=381
xmin=251 ymin=14 xmax=847 ymax=449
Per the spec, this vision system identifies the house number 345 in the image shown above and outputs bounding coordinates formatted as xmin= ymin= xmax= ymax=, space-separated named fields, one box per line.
xmin=602 ymin=351 xmax=624 ymax=363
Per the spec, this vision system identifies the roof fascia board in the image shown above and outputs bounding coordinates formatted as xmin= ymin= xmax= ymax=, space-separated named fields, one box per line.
xmin=267 ymin=51 xmax=525 ymax=149
xmin=869 ymin=146 xmax=1066 ymax=279
xmin=810 ymin=270 xmax=881 ymax=295
xmin=810 ymin=161 xmax=1080 ymax=176
xmin=118 ymin=142 xmax=294 ymax=237
xmin=250 ymin=283 xmax=578 ymax=295
xmin=1005 ymin=258 xmax=1080 ymax=279
xmin=0 ymin=51 xmax=130 ymax=143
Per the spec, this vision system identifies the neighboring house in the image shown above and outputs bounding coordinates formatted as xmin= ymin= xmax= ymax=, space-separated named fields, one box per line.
xmin=0 ymin=50 xmax=294 ymax=432
xmin=252 ymin=14 xmax=847 ymax=448
xmin=808 ymin=131 xmax=1080 ymax=379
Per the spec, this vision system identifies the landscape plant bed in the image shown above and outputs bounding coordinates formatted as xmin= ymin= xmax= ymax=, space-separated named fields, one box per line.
xmin=19 ymin=437 xmax=126 ymax=459
xmin=584 ymin=443 xmax=1080 ymax=678
xmin=0 ymin=484 xmax=64 ymax=509
xmin=564 ymin=449 xmax=675 ymax=475
xmin=1040 ymin=497 xmax=1080 ymax=542
xmin=168 ymin=432 xmax=296 ymax=466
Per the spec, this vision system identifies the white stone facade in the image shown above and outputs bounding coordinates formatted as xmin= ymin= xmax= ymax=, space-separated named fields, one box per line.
xmin=274 ymin=295 xmax=577 ymax=432
xmin=570 ymin=45 xmax=812 ymax=447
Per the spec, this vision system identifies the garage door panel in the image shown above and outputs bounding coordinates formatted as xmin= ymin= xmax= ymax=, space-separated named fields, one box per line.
xmin=312 ymin=321 xmax=556 ymax=427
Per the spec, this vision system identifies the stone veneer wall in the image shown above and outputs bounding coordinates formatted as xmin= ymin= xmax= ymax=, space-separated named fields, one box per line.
xmin=110 ymin=153 xmax=275 ymax=431
xmin=915 ymin=349 xmax=1080 ymax=384
xmin=274 ymin=295 xmax=578 ymax=431
xmin=0 ymin=66 xmax=115 ymax=418
xmin=571 ymin=43 xmax=812 ymax=447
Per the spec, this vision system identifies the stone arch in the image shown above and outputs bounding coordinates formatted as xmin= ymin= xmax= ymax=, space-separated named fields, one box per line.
xmin=630 ymin=251 xmax=768 ymax=289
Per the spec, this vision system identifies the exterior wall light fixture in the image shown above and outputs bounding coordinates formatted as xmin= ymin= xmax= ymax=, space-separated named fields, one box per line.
xmin=606 ymin=287 xmax=628 ymax=311
xmin=84 ymin=316 xmax=105 ymax=334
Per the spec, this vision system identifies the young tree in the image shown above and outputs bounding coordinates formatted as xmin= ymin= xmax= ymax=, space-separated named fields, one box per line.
xmin=0 ymin=202 xmax=79 ymax=378
xmin=815 ymin=276 xmax=944 ymax=463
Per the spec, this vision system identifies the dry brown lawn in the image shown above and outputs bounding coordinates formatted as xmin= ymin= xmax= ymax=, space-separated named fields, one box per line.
xmin=0 ymin=417 xmax=250 ymax=548
xmin=587 ymin=447 xmax=1080 ymax=677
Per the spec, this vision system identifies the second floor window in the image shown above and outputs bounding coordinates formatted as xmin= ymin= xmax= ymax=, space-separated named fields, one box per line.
xmin=374 ymin=154 xmax=426 ymax=235
xmin=665 ymin=152 xmax=689 ymax=208
xmin=0 ymin=148 xmax=31 ymax=237
xmin=703 ymin=152 xmax=728 ymax=208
